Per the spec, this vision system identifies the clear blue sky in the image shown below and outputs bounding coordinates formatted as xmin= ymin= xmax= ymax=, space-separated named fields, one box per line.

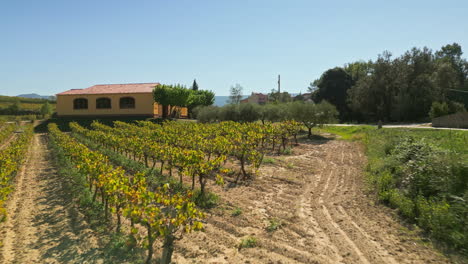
xmin=1 ymin=0 xmax=467 ymax=96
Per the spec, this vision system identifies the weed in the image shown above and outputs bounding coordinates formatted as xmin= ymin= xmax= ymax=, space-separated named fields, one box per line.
xmin=282 ymin=147 xmax=293 ymax=155
xmin=231 ymin=207 xmax=242 ymax=217
xmin=193 ymin=190 xmax=219 ymax=209
xmin=286 ymin=163 xmax=295 ymax=169
xmin=238 ymin=236 xmax=257 ymax=249
xmin=262 ymin=157 xmax=276 ymax=164
xmin=266 ymin=218 xmax=283 ymax=232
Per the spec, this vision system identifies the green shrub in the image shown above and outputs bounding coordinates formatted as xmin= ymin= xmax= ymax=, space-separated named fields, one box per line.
xmin=415 ymin=196 xmax=465 ymax=247
xmin=195 ymin=105 xmax=219 ymax=123
xmin=429 ymin=101 xmax=449 ymax=119
xmin=238 ymin=103 xmax=260 ymax=122
xmin=387 ymin=189 xmax=415 ymax=219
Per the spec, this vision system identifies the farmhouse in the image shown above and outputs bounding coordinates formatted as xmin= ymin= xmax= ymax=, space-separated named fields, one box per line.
xmin=56 ymin=83 xmax=187 ymax=118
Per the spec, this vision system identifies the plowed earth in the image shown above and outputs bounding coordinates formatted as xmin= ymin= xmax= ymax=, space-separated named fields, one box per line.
xmin=172 ymin=138 xmax=449 ymax=264
xmin=0 ymin=133 xmax=450 ymax=263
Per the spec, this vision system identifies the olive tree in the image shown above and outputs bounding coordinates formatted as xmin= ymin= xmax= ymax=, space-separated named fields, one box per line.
xmin=288 ymin=101 xmax=338 ymax=138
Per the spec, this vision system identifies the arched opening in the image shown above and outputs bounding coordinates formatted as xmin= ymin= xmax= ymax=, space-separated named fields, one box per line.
xmin=73 ymin=98 xmax=88 ymax=109
xmin=96 ymin=97 xmax=111 ymax=109
xmin=120 ymin=97 xmax=135 ymax=109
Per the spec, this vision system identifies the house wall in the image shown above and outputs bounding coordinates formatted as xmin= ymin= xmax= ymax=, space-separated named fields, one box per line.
xmin=56 ymin=93 xmax=155 ymax=117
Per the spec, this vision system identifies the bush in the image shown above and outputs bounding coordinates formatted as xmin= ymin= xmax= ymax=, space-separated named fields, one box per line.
xmin=389 ymin=137 xmax=452 ymax=198
xmin=238 ymin=103 xmax=260 ymax=122
xmin=429 ymin=101 xmax=449 ymax=119
xmin=365 ymin=132 xmax=468 ymax=251
xmin=416 ymin=196 xmax=465 ymax=248
xmin=218 ymin=104 xmax=239 ymax=122
xmin=386 ymin=189 xmax=415 ymax=219
xmin=195 ymin=105 xmax=219 ymax=123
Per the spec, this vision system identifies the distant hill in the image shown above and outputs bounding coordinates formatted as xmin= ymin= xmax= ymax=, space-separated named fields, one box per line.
xmin=17 ymin=93 xmax=55 ymax=100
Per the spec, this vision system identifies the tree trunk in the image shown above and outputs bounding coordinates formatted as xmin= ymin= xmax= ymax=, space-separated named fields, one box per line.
xmin=145 ymin=223 xmax=154 ymax=264
xmin=199 ymin=174 xmax=205 ymax=197
xmin=160 ymin=234 xmax=175 ymax=264
xmin=308 ymin=127 xmax=312 ymax=138
xmin=116 ymin=206 xmax=121 ymax=233
xmin=240 ymin=156 xmax=247 ymax=180
xmin=162 ymin=105 xmax=169 ymax=119
xmin=191 ymin=173 xmax=196 ymax=190
xmin=160 ymin=161 xmax=165 ymax=174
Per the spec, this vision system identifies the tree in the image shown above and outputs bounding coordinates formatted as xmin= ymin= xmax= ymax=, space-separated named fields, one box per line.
xmin=194 ymin=105 xmax=219 ymax=123
xmin=288 ymin=101 xmax=338 ymax=138
xmin=312 ymin=67 xmax=353 ymax=121
xmin=40 ymin=101 xmax=53 ymax=117
xmin=191 ymin=79 xmax=199 ymax=91
xmin=344 ymin=61 xmax=372 ymax=83
xmin=229 ymin=84 xmax=243 ymax=104
xmin=153 ymin=84 xmax=191 ymax=118
xmin=268 ymin=90 xmax=292 ymax=103
xmin=187 ymin=90 xmax=215 ymax=117
xmin=238 ymin=103 xmax=260 ymax=122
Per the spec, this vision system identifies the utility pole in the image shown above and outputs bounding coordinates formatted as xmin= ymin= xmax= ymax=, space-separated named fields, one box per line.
xmin=277 ymin=74 xmax=281 ymax=103
xmin=278 ymin=74 xmax=281 ymax=94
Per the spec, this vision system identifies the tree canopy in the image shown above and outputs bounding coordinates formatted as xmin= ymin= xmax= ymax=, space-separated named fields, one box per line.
xmin=191 ymin=79 xmax=199 ymax=91
xmin=153 ymin=84 xmax=214 ymax=118
xmin=310 ymin=43 xmax=468 ymax=122
xmin=229 ymin=84 xmax=243 ymax=104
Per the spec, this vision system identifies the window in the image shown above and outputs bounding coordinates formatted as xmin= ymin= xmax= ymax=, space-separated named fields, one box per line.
xmin=73 ymin=98 xmax=88 ymax=109
xmin=120 ymin=97 xmax=135 ymax=109
xmin=96 ymin=97 xmax=111 ymax=109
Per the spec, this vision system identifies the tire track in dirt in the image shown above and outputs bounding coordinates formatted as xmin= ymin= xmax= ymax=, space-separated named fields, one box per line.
xmin=0 ymin=134 xmax=103 ymax=264
xmin=82 ymin=135 xmax=448 ymax=264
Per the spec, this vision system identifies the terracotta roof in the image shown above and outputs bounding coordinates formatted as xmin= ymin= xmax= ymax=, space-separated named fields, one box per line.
xmin=57 ymin=83 xmax=160 ymax=95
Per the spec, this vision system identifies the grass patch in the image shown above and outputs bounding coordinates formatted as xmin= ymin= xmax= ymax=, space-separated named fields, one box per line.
xmin=315 ymin=125 xmax=375 ymax=140
xmin=231 ymin=207 xmax=242 ymax=217
xmin=262 ymin=157 xmax=277 ymax=164
xmin=238 ymin=236 xmax=257 ymax=249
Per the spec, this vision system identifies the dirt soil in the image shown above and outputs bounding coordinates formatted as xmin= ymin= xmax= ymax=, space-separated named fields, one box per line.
xmin=0 ymin=134 xmax=453 ymax=263
xmin=0 ymin=134 xmax=103 ymax=264
xmin=172 ymin=138 xmax=451 ymax=264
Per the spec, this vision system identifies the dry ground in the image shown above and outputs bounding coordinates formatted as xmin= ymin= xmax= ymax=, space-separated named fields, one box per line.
xmin=0 ymin=133 xmax=453 ymax=263
xmin=172 ymin=138 xmax=450 ymax=264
